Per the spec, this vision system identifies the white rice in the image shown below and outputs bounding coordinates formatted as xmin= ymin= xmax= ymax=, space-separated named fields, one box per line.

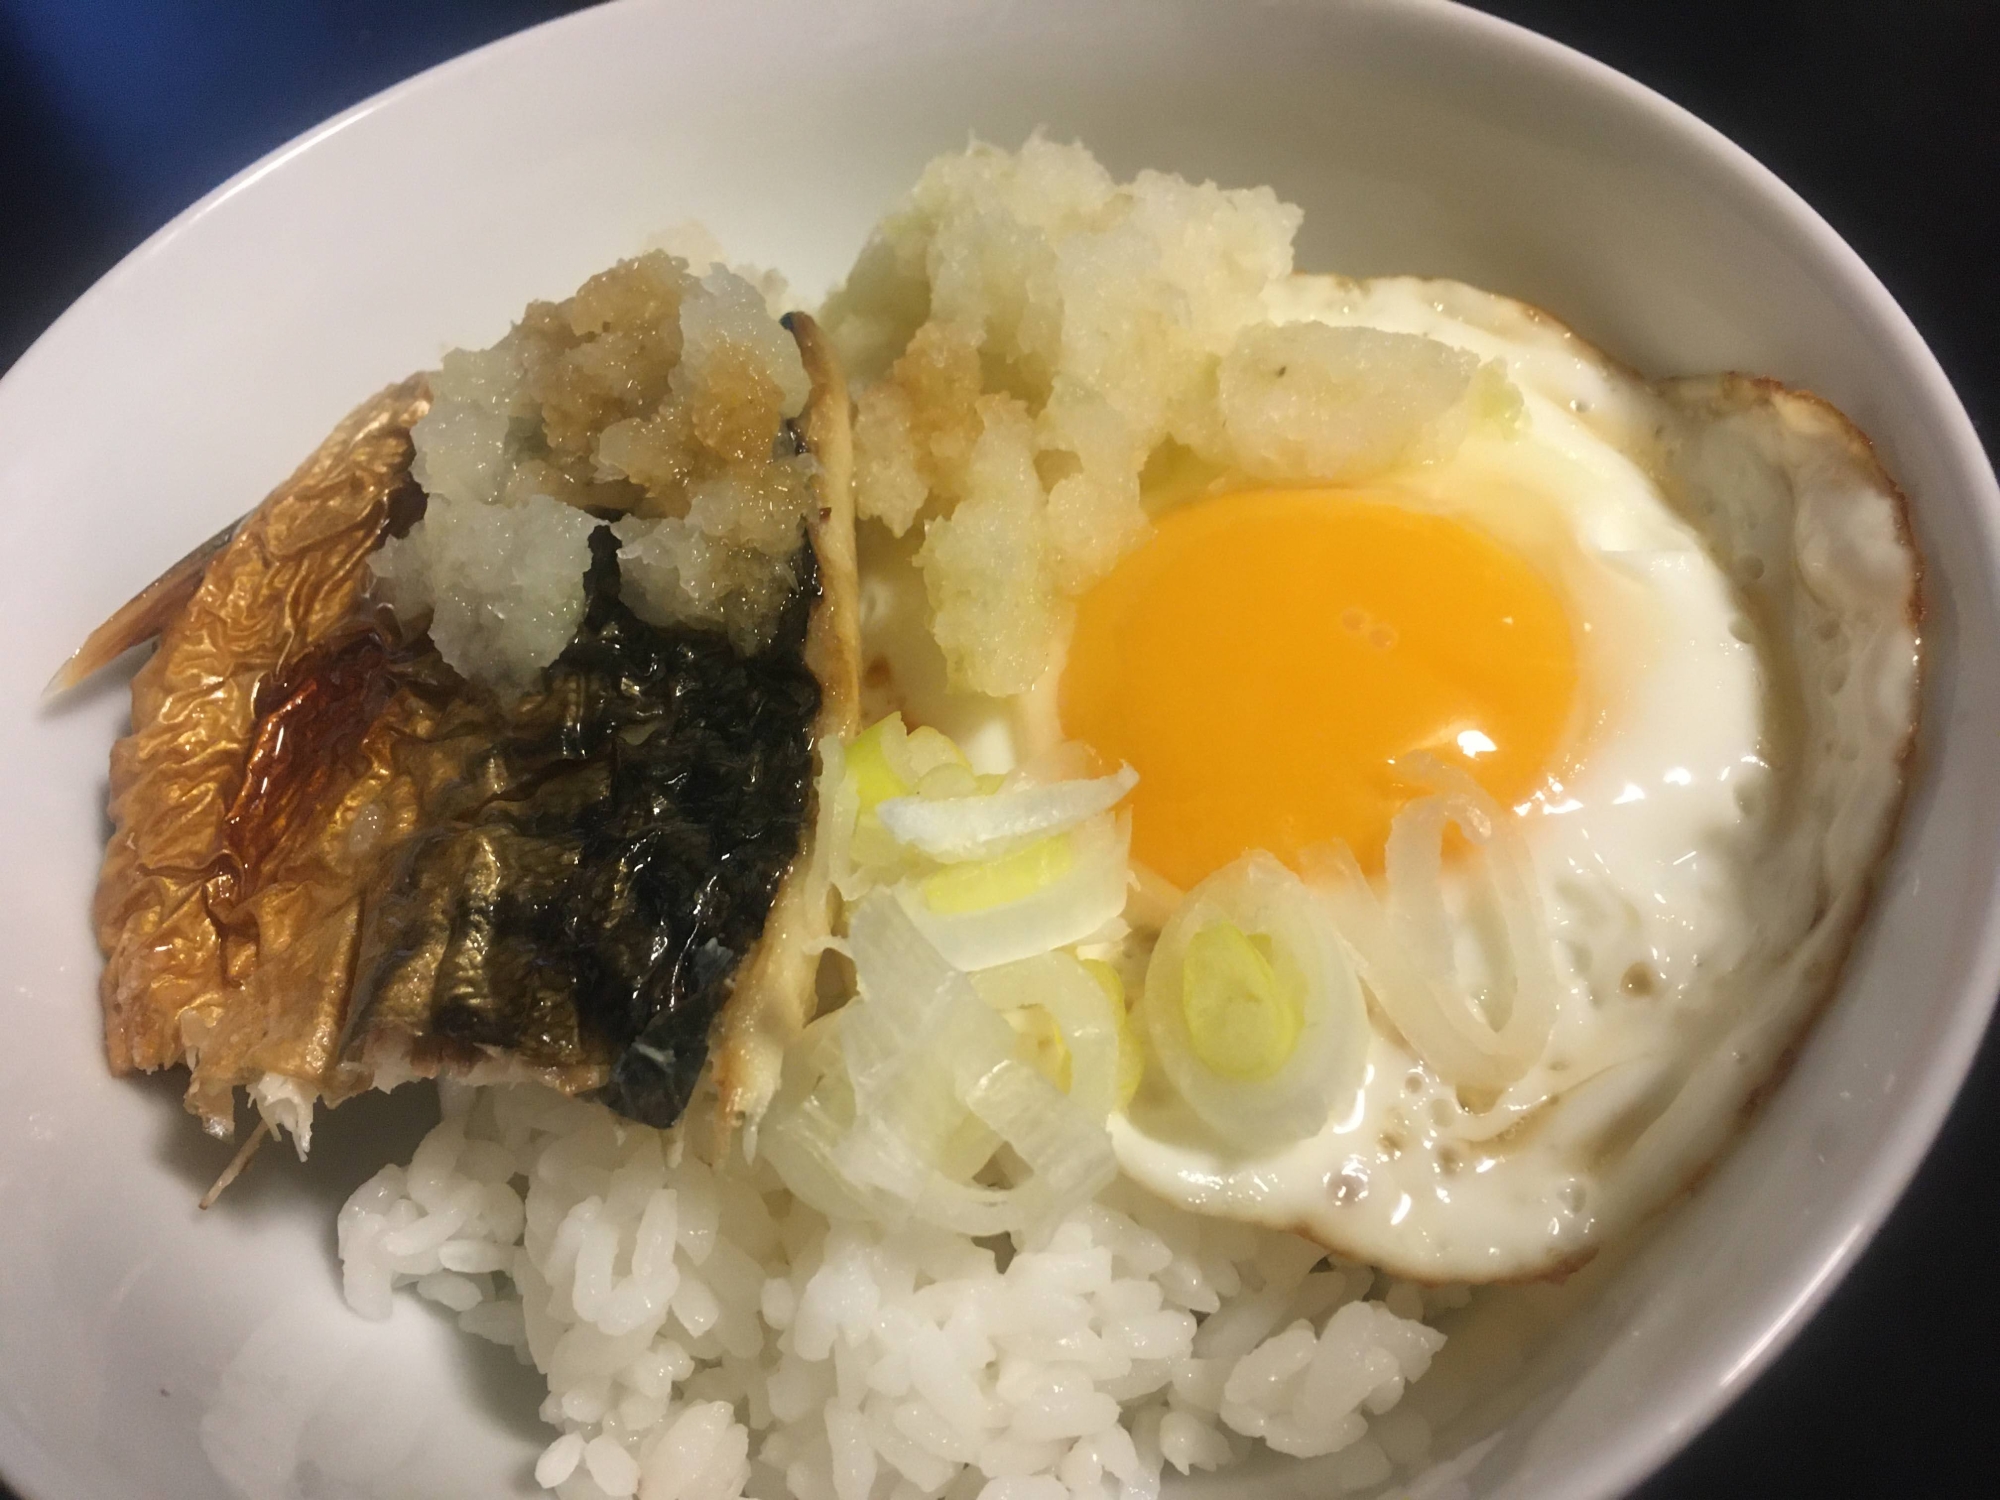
xmin=339 ymin=1082 xmax=1456 ymax=1500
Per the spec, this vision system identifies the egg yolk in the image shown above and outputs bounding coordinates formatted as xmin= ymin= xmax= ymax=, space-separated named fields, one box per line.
xmin=1061 ymin=487 xmax=1577 ymax=889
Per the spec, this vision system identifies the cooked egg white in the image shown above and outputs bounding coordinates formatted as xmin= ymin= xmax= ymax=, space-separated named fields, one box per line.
xmin=1101 ymin=277 xmax=1916 ymax=1281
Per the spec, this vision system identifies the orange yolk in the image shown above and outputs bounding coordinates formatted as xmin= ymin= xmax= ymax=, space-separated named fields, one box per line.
xmin=1061 ymin=487 xmax=1578 ymax=890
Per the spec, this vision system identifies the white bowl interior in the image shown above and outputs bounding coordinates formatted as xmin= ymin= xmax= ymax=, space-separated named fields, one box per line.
xmin=1 ymin=3 xmax=1996 ymax=1498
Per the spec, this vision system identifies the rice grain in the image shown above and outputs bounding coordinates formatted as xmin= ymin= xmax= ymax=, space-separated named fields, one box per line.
xmin=339 ymin=1083 xmax=1446 ymax=1500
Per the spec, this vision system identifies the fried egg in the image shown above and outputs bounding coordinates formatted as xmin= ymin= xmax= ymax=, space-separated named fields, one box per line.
xmin=852 ymin=273 xmax=1918 ymax=1283
xmin=1095 ymin=276 xmax=1918 ymax=1281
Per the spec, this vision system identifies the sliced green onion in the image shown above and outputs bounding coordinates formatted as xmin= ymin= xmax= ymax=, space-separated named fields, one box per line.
xmin=921 ymin=834 xmax=1074 ymax=915
xmin=846 ymin=718 xmax=911 ymax=812
xmin=760 ymin=893 xmax=1115 ymax=1244
xmin=1304 ymin=757 xmax=1557 ymax=1091
xmin=1180 ymin=921 xmax=1304 ymax=1083
xmin=1080 ymin=957 xmax=1145 ymax=1111
xmin=1142 ymin=853 xmax=1366 ymax=1151
xmin=877 ymin=764 xmax=1138 ymax=862
xmin=975 ymin=952 xmax=1123 ymax=1125
xmin=896 ymin=814 xmax=1131 ymax=970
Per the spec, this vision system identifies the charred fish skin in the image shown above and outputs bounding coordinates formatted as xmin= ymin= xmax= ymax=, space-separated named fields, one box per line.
xmin=585 ymin=534 xmax=822 ymax=1125
xmin=348 ymin=527 xmax=823 ymax=1129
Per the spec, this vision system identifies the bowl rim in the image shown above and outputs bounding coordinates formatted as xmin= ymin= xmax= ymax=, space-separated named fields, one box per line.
xmin=1 ymin=3 xmax=1996 ymax=1499
xmin=1394 ymin=4 xmax=2000 ymax=1498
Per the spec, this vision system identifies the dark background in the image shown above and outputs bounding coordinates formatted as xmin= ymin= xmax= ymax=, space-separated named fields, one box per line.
xmin=2 ymin=1 xmax=1994 ymax=1496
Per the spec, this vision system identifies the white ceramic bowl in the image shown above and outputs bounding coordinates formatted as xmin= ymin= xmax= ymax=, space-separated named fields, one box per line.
xmin=1 ymin=3 xmax=1995 ymax=1497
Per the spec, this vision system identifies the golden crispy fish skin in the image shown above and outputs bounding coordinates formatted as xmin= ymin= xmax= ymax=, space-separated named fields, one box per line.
xmin=90 ymin=319 xmax=862 ymax=1144
xmin=95 ymin=379 xmax=435 ymax=1132
xmin=93 ymin=379 xmax=612 ymax=1137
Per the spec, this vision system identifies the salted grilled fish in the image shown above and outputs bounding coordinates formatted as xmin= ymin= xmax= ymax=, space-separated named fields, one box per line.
xmin=70 ymin=315 xmax=857 ymax=1148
